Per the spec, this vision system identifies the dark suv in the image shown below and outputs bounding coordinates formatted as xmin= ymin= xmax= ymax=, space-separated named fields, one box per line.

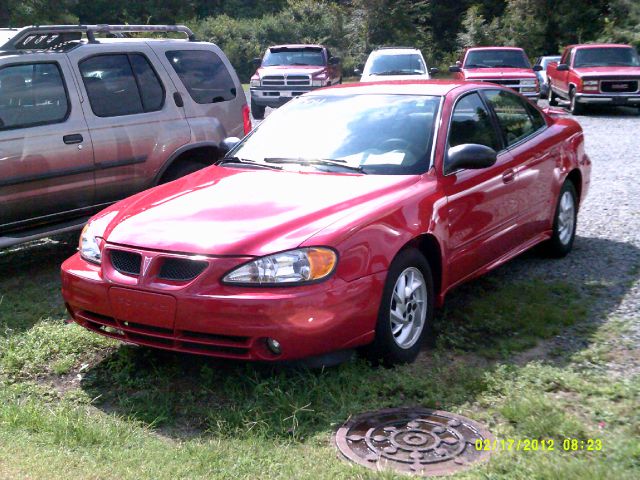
xmin=0 ymin=25 xmax=250 ymax=248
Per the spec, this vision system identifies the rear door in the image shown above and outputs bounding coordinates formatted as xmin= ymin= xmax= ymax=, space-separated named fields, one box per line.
xmin=153 ymin=45 xmax=246 ymax=140
xmin=441 ymin=91 xmax=522 ymax=285
xmin=0 ymin=55 xmax=94 ymax=229
xmin=67 ymin=43 xmax=191 ymax=204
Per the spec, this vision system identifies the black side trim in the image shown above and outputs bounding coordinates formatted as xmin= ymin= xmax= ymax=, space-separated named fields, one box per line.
xmin=0 ymin=156 xmax=147 ymax=188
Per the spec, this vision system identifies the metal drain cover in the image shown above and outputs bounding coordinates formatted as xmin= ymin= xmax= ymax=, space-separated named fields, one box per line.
xmin=334 ymin=407 xmax=494 ymax=477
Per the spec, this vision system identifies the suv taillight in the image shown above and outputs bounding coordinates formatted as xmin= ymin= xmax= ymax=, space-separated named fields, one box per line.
xmin=242 ymin=104 xmax=252 ymax=135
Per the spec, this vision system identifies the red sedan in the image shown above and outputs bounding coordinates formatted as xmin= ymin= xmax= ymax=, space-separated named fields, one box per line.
xmin=61 ymin=80 xmax=591 ymax=365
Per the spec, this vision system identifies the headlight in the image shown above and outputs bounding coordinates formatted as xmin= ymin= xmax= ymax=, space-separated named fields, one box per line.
xmin=583 ymin=80 xmax=598 ymax=86
xmin=250 ymin=78 xmax=260 ymax=87
xmin=311 ymin=79 xmax=323 ymax=87
xmin=520 ymin=80 xmax=536 ymax=87
xmin=79 ymin=222 xmax=103 ymax=264
xmin=223 ymin=247 xmax=337 ymax=285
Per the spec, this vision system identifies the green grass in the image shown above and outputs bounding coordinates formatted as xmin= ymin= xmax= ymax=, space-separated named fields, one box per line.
xmin=0 ymin=237 xmax=638 ymax=479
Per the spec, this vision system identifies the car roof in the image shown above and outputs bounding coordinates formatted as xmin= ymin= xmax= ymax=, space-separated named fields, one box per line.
xmin=269 ymin=44 xmax=324 ymax=50
xmin=567 ymin=43 xmax=634 ymax=50
xmin=370 ymin=48 xmax=422 ymax=56
xmin=310 ymin=80 xmax=475 ymax=97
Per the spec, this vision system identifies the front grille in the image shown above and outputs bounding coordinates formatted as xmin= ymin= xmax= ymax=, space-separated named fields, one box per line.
xmin=158 ymin=258 xmax=208 ymax=281
xmin=76 ymin=309 xmax=251 ymax=358
xmin=261 ymin=74 xmax=311 ymax=86
xmin=480 ymin=78 xmax=534 ymax=93
xmin=262 ymin=75 xmax=285 ymax=86
xmin=110 ymin=250 xmax=142 ymax=276
xmin=600 ymin=80 xmax=638 ymax=93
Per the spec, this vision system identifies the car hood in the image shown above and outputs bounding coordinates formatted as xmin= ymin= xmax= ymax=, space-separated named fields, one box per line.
xmin=573 ymin=66 xmax=640 ymax=78
xmin=100 ymin=166 xmax=420 ymax=256
xmin=257 ymin=65 xmax=326 ymax=77
xmin=361 ymin=73 xmax=430 ymax=83
xmin=463 ymin=68 xmax=537 ymax=79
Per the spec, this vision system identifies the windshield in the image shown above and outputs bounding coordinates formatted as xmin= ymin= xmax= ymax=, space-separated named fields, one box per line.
xmin=464 ymin=49 xmax=531 ymax=69
xmin=574 ymin=47 xmax=640 ymax=67
xmin=229 ymin=94 xmax=441 ymax=175
xmin=365 ymin=54 xmax=426 ymax=76
xmin=262 ymin=48 xmax=325 ymax=67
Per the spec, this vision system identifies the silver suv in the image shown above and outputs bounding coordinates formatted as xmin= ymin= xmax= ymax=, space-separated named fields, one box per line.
xmin=0 ymin=25 xmax=250 ymax=248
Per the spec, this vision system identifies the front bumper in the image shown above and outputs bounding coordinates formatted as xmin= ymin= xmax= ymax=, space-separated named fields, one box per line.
xmin=250 ymin=86 xmax=318 ymax=107
xmin=61 ymin=252 xmax=384 ymax=361
xmin=575 ymin=93 xmax=640 ymax=105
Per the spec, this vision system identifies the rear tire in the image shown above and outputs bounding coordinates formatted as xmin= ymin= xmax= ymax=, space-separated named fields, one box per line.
xmin=548 ymin=83 xmax=559 ymax=106
xmin=362 ymin=249 xmax=434 ymax=366
xmin=251 ymin=99 xmax=265 ymax=120
xmin=544 ymin=180 xmax=578 ymax=258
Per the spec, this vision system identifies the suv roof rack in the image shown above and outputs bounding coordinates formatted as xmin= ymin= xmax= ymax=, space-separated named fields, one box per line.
xmin=375 ymin=46 xmax=419 ymax=50
xmin=1 ymin=24 xmax=197 ymax=51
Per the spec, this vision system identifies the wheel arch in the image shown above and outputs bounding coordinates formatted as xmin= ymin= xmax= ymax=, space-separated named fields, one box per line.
xmin=153 ymin=142 xmax=223 ymax=185
xmin=399 ymin=233 xmax=443 ymax=304
xmin=565 ymin=168 xmax=583 ymax=206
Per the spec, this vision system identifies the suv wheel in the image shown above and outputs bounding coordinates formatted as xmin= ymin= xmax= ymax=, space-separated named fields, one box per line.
xmin=160 ymin=161 xmax=206 ymax=184
xmin=362 ymin=249 xmax=434 ymax=366
xmin=251 ymin=99 xmax=265 ymax=120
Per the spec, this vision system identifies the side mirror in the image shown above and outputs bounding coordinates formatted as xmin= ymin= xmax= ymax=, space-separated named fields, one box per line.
xmin=533 ymin=65 xmax=543 ymax=71
xmin=329 ymin=56 xmax=341 ymax=65
xmin=221 ymin=137 xmax=241 ymax=154
xmin=557 ymin=63 xmax=569 ymax=71
xmin=429 ymin=67 xmax=439 ymax=75
xmin=252 ymin=57 xmax=262 ymax=67
xmin=446 ymin=144 xmax=497 ymax=174
xmin=449 ymin=65 xmax=461 ymax=73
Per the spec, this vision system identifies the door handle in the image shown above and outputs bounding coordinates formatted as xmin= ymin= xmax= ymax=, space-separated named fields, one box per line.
xmin=63 ymin=134 xmax=83 ymax=144
xmin=502 ymin=169 xmax=516 ymax=184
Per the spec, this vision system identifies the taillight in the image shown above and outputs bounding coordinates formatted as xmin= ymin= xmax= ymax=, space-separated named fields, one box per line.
xmin=242 ymin=104 xmax=252 ymax=135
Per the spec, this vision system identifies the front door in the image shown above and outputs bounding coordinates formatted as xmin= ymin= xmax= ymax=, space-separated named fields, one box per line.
xmin=0 ymin=56 xmax=94 ymax=229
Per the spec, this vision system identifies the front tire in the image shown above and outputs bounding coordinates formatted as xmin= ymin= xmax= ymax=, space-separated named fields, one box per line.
xmin=548 ymin=83 xmax=559 ymax=106
xmin=363 ymin=249 xmax=434 ymax=366
xmin=569 ymin=88 xmax=585 ymax=115
xmin=544 ymin=180 xmax=578 ymax=257
xmin=251 ymin=98 xmax=265 ymax=120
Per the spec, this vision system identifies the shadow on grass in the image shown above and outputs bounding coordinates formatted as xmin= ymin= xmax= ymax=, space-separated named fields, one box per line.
xmin=78 ymin=235 xmax=639 ymax=441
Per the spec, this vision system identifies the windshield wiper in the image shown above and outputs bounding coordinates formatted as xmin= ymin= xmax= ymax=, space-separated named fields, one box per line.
xmin=219 ymin=157 xmax=283 ymax=170
xmin=264 ymin=157 xmax=365 ymax=173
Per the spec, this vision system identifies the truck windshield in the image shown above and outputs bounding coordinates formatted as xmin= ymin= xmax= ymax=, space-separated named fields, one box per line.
xmin=573 ymin=47 xmax=640 ymax=67
xmin=464 ymin=50 xmax=531 ymax=69
xmin=262 ymin=48 xmax=325 ymax=67
xmin=367 ymin=54 xmax=426 ymax=75
xmin=229 ymin=94 xmax=441 ymax=175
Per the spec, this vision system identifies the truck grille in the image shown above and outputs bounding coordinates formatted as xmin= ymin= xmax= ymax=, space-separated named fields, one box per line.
xmin=262 ymin=75 xmax=311 ymax=86
xmin=600 ymin=80 xmax=638 ymax=93
xmin=479 ymin=78 xmax=535 ymax=93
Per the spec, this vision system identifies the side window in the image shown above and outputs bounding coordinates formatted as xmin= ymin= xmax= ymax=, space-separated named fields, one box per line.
xmin=483 ymin=89 xmax=542 ymax=146
xmin=448 ymin=92 xmax=501 ymax=152
xmin=0 ymin=62 xmax=69 ymax=130
xmin=561 ymin=48 xmax=572 ymax=65
xmin=79 ymin=53 xmax=164 ymax=117
xmin=166 ymin=50 xmax=236 ymax=104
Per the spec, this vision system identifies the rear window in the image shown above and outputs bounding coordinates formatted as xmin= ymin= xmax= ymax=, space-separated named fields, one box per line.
xmin=79 ymin=53 xmax=164 ymax=117
xmin=166 ymin=50 xmax=236 ymax=104
xmin=0 ymin=62 xmax=69 ymax=130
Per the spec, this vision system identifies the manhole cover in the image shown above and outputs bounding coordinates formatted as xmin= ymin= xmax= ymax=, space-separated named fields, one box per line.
xmin=334 ymin=407 xmax=494 ymax=477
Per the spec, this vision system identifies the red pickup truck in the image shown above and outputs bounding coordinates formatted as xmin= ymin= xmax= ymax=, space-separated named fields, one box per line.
xmin=449 ymin=47 xmax=541 ymax=101
xmin=547 ymin=43 xmax=640 ymax=114
xmin=249 ymin=44 xmax=342 ymax=119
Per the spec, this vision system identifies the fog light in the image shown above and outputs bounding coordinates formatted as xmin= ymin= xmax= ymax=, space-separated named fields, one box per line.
xmin=266 ymin=338 xmax=281 ymax=355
